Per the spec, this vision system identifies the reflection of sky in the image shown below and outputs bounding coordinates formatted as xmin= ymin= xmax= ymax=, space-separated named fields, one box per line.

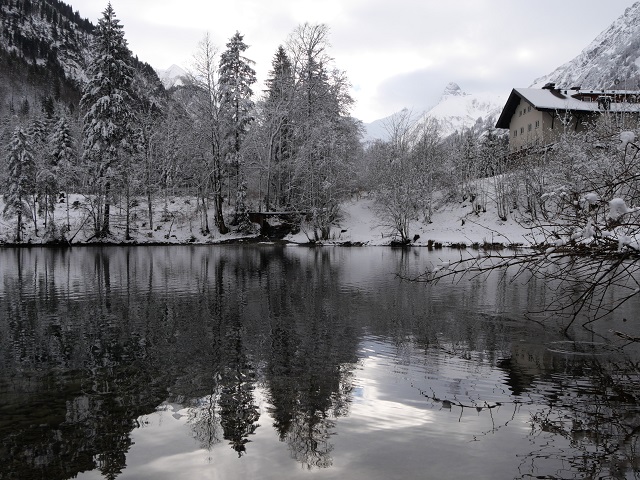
xmin=75 ymin=337 xmax=572 ymax=480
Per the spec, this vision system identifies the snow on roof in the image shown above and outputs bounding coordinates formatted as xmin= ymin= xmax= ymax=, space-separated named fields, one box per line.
xmin=495 ymin=87 xmax=640 ymax=128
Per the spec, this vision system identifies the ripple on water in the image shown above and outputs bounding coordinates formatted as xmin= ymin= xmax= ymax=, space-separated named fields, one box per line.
xmin=546 ymin=340 xmax=620 ymax=356
xmin=356 ymin=335 xmax=514 ymax=413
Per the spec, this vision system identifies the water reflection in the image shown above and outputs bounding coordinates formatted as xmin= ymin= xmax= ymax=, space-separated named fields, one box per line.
xmin=0 ymin=246 xmax=639 ymax=479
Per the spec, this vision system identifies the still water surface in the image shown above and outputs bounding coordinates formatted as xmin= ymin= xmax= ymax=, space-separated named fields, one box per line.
xmin=1 ymin=246 xmax=639 ymax=479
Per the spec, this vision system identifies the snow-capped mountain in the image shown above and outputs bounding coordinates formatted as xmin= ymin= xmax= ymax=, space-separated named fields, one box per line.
xmin=413 ymin=82 xmax=503 ymax=138
xmin=364 ymin=83 xmax=503 ymax=142
xmin=157 ymin=64 xmax=187 ymax=89
xmin=361 ymin=108 xmax=423 ymax=143
xmin=532 ymin=2 xmax=640 ymax=89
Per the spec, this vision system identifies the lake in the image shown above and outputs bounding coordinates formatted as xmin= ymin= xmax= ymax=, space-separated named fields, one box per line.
xmin=1 ymin=246 xmax=639 ymax=479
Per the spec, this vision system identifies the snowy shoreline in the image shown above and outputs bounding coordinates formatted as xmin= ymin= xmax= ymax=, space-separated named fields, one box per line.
xmin=0 ymin=194 xmax=535 ymax=249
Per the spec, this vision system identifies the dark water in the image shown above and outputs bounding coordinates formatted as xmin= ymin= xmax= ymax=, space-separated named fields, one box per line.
xmin=1 ymin=246 xmax=639 ymax=480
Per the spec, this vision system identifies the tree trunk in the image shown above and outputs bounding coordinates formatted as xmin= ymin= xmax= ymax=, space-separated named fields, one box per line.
xmin=212 ymin=157 xmax=228 ymax=234
xmin=125 ymin=181 xmax=131 ymax=240
xmin=214 ymin=194 xmax=228 ymax=234
xmin=102 ymin=181 xmax=111 ymax=237
xmin=66 ymin=191 xmax=70 ymax=233
xmin=16 ymin=211 xmax=22 ymax=242
xmin=200 ymin=190 xmax=210 ymax=235
xmin=147 ymin=189 xmax=153 ymax=231
xmin=31 ymin=197 xmax=39 ymax=237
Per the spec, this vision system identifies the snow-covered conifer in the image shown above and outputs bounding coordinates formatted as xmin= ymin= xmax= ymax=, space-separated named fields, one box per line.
xmin=3 ymin=127 xmax=36 ymax=242
xmin=219 ymin=31 xmax=256 ymax=225
xmin=29 ymin=115 xmax=56 ymax=231
xmin=80 ymin=2 xmax=135 ymax=238
xmin=50 ymin=115 xmax=77 ymax=231
xmin=263 ymin=45 xmax=295 ymax=209
xmin=219 ymin=31 xmax=256 ymax=153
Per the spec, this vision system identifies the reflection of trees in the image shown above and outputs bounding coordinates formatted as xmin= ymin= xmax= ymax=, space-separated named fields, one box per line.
xmin=0 ymin=248 xmax=168 ymax=480
xmin=0 ymin=246 xmax=363 ymax=476
xmin=263 ymin=249 xmax=358 ymax=469
xmin=218 ymin=324 xmax=260 ymax=456
xmin=161 ymin=249 xmax=263 ymax=457
xmin=267 ymin=316 xmax=347 ymax=469
xmin=512 ymin=354 xmax=640 ymax=479
xmin=187 ymin=393 xmax=222 ymax=451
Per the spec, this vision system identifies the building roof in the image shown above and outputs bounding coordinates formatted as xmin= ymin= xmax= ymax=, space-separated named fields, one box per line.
xmin=495 ymin=87 xmax=640 ymax=129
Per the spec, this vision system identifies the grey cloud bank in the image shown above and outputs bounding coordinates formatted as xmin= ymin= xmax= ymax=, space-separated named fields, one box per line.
xmin=73 ymin=0 xmax=636 ymax=122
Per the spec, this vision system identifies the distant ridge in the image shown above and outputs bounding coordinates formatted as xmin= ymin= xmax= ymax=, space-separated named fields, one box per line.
xmin=531 ymin=2 xmax=640 ymax=90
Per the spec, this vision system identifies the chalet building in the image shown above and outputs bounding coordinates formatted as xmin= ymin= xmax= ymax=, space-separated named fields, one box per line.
xmin=495 ymin=83 xmax=640 ymax=152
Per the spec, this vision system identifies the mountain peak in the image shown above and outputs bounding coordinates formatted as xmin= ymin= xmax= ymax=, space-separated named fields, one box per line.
xmin=157 ymin=64 xmax=187 ymax=88
xmin=442 ymin=82 xmax=465 ymax=97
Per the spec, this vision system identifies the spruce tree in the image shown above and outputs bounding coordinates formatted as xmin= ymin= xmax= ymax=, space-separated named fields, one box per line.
xmin=264 ymin=46 xmax=295 ymax=208
xmin=29 ymin=115 xmax=52 ymax=232
xmin=218 ymin=31 xmax=256 ymax=226
xmin=3 ymin=126 xmax=35 ymax=242
xmin=80 ymin=2 xmax=135 ymax=238
xmin=50 ymin=115 xmax=77 ymax=232
xmin=219 ymin=31 xmax=256 ymax=154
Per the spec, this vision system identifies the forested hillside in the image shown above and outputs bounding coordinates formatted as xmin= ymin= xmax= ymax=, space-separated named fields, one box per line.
xmin=0 ymin=0 xmax=95 ymax=116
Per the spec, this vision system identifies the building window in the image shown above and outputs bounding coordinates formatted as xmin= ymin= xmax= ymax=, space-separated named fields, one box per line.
xmin=520 ymin=127 xmax=524 ymax=134
xmin=528 ymin=106 xmax=531 ymax=112
xmin=528 ymin=124 xmax=532 ymax=132
xmin=535 ymin=120 xmax=540 ymax=129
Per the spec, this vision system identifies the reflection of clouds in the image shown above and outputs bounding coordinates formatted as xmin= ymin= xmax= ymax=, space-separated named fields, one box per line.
xmin=115 ymin=390 xmax=301 ymax=480
xmin=352 ymin=353 xmax=435 ymax=431
xmin=105 ymin=334 xmax=638 ymax=480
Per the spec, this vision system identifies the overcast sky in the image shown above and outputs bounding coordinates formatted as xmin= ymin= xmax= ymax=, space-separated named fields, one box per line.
xmin=70 ymin=0 xmax=636 ymax=122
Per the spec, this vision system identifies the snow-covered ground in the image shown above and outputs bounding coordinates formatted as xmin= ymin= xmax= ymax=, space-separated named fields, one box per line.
xmin=0 ymin=190 xmax=535 ymax=247
xmin=286 ymin=194 xmax=533 ymax=247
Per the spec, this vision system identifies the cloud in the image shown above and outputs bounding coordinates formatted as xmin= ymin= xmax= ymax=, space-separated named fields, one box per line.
xmin=73 ymin=0 xmax=637 ymax=123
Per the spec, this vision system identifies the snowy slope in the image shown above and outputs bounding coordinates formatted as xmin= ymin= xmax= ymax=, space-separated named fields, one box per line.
xmin=412 ymin=83 xmax=503 ymax=138
xmin=0 ymin=1 xmax=93 ymax=85
xmin=532 ymin=2 xmax=640 ymax=89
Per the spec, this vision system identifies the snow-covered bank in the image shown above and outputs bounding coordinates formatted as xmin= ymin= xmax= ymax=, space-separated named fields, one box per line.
xmin=286 ymin=196 xmax=533 ymax=247
xmin=0 ymin=192 xmax=535 ymax=248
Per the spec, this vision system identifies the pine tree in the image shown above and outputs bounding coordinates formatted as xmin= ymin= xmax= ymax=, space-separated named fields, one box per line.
xmin=264 ymin=46 xmax=295 ymax=209
xmin=80 ymin=2 xmax=135 ymax=239
xmin=29 ymin=115 xmax=53 ymax=234
xmin=3 ymin=126 xmax=35 ymax=242
xmin=218 ymin=31 xmax=256 ymax=226
xmin=50 ymin=115 xmax=77 ymax=232
xmin=219 ymin=31 xmax=256 ymax=154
